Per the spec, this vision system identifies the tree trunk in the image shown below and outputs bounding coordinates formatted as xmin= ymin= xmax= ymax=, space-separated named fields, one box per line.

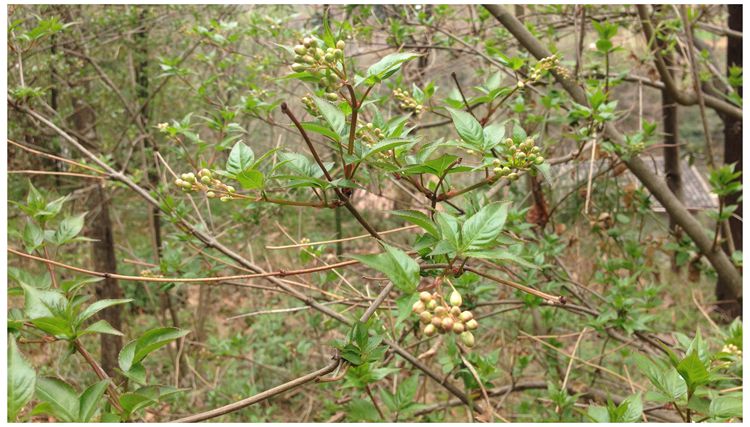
xmin=87 ymin=182 xmax=125 ymax=377
xmin=716 ymin=4 xmax=742 ymax=319
xmin=71 ymin=94 xmax=124 ymax=376
xmin=655 ymin=14 xmax=684 ymax=269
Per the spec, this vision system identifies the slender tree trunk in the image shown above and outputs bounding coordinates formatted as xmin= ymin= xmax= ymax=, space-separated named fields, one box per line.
xmin=87 ymin=183 xmax=125 ymax=377
xmin=71 ymin=96 xmax=124 ymax=376
xmin=716 ymin=5 xmax=742 ymax=318
xmin=654 ymin=12 xmax=684 ymax=269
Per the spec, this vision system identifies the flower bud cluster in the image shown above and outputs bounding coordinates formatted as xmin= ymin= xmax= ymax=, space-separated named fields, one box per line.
xmin=722 ymin=343 xmax=742 ymax=357
xmin=290 ymin=37 xmax=346 ymax=101
xmin=492 ymin=137 xmax=544 ymax=180
xmin=412 ymin=289 xmax=478 ymax=348
xmin=301 ymin=94 xmax=321 ymax=117
xmin=174 ymin=168 xmax=236 ymax=202
xmin=530 ymin=55 xmax=569 ymax=81
xmin=392 ymin=88 xmax=424 ymax=114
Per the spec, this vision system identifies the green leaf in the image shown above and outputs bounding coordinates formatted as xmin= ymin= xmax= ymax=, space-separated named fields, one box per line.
xmin=435 ymin=212 xmax=460 ymax=253
xmin=676 ymin=351 xmax=709 ymax=394
xmin=30 ymin=316 xmax=74 ymax=339
xmin=35 ymin=377 xmax=79 ymax=422
xmin=78 ymin=380 xmax=109 ymax=422
xmin=709 ymin=395 xmax=743 ymax=419
xmin=312 ymin=96 xmax=346 ymax=136
xmin=447 ymin=107 xmax=484 ymax=148
xmin=76 ymin=298 xmax=132 ymax=325
xmin=391 ymin=210 xmax=439 ymax=238
xmin=619 ymin=393 xmax=643 ymax=422
xmin=350 ymin=243 xmax=420 ymax=294
xmin=79 ymin=319 xmax=124 ymax=337
xmin=226 ymin=141 xmax=255 ymax=176
xmin=53 ymin=212 xmax=86 ymax=244
xmin=22 ymin=221 xmax=44 ymax=253
xmin=364 ymin=52 xmax=420 ymax=84
xmin=8 ymin=336 xmax=36 ymax=421
xmin=346 ymin=399 xmax=380 ymax=422
xmin=463 ymin=248 xmax=537 ymax=269
xmin=587 ymin=405 xmax=610 ymax=422
xmin=21 ymin=283 xmax=67 ymax=319
xmin=118 ymin=327 xmax=190 ymax=372
xmin=236 ymin=169 xmax=264 ymax=190
xmin=461 ymin=202 xmax=509 ymax=251
xmin=596 ymin=39 xmax=613 ymax=53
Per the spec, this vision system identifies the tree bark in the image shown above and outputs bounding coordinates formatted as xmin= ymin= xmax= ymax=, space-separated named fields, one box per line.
xmin=71 ymin=94 xmax=124 ymax=377
xmin=86 ymin=182 xmax=125 ymax=377
xmin=716 ymin=5 xmax=742 ymax=318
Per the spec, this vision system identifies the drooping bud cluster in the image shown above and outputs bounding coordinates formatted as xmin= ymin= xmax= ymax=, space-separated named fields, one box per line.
xmin=174 ymin=168 xmax=236 ymax=202
xmin=412 ymin=289 xmax=478 ymax=348
xmin=392 ymin=88 xmax=424 ymax=114
xmin=492 ymin=136 xmax=544 ymax=181
xmin=290 ymin=37 xmax=346 ymax=101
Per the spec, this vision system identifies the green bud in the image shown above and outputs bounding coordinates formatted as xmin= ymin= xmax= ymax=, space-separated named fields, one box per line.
xmin=493 ymin=167 xmax=502 ymax=174
xmin=336 ymin=40 xmax=346 ymax=50
xmin=412 ymin=300 xmax=426 ymax=314
xmin=449 ymin=290 xmax=462 ymax=307
xmin=426 ymin=299 xmax=437 ymax=310
xmin=334 ymin=49 xmax=343 ymax=59
xmin=517 ymin=81 xmax=525 ymax=88
xmin=460 ymin=331 xmax=475 ymax=347
xmin=302 ymin=55 xmax=315 ymax=64
xmin=452 ymin=321 xmax=465 ymax=334
xmin=459 ymin=311 xmax=473 ymax=322
xmin=294 ymin=45 xmax=307 ymax=55
xmin=206 ymin=191 xmax=216 ymax=198
xmin=220 ymin=196 xmax=231 ymax=202
xmin=324 ymin=53 xmax=335 ymax=62
xmin=466 ymin=319 xmax=479 ymax=330
xmin=420 ymin=311 xmax=432 ymax=324
xmin=450 ymin=306 xmax=461 ymax=316
xmin=504 ymin=138 xmax=514 ymax=146
xmin=535 ymin=156 xmax=544 ymax=165
xmin=201 ymin=175 xmax=211 ymax=184
xmin=303 ymin=37 xmax=312 ymax=47
xmin=441 ymin=317 xmax=454 ymax=331
xmin=226 ymin=186 xmax=235 ymax=193
xmin=424 ymin=324 xmax=437 ymax=337
xmin=508 ymin=172 xmax=519 ymax=181
xmin=325 ymin=92 xmax=339 ymax=102
xmin=291 ymin=63 xmax=306 ymax=72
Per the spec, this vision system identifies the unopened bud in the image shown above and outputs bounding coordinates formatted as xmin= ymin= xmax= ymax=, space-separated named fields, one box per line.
xmin=459 ymin=311 xmax=473 ymax=322
xmin=294 ymin=45 xmax=307 ymax=55
xmin=424 ymin=324 xmax=437 ymax=337
xmin=460 ymin=331 xmax=475 ymax=347
xmin=452 ymin=322 xmax=465 ymax=334
xmin=420 ymin=311 xmax=432 ymax=324
xmin=412 ymin=300 xmax=426 ymax=314
xmin=336 ymin=40 xmax=346 ymax=50
xmin=441 ymin=317 xmax=454 ymax=331
xmin=449 ymin=290 xmax=462 ymax=307
xmin=466 ymin=319 xmax=479 ymax=330
xmin=419 ymin=291 xmax=432 ymax=302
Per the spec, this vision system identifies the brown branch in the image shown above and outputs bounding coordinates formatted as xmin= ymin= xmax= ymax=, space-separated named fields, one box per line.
xmin=172 ymin=358 xmax=340 ymax=422
xmin=482 ymin=4 xmax=742 ymax=299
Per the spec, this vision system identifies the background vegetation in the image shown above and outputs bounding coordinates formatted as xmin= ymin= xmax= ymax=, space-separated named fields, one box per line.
xmin=7 ymin=4 xmax=743 ymax=422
